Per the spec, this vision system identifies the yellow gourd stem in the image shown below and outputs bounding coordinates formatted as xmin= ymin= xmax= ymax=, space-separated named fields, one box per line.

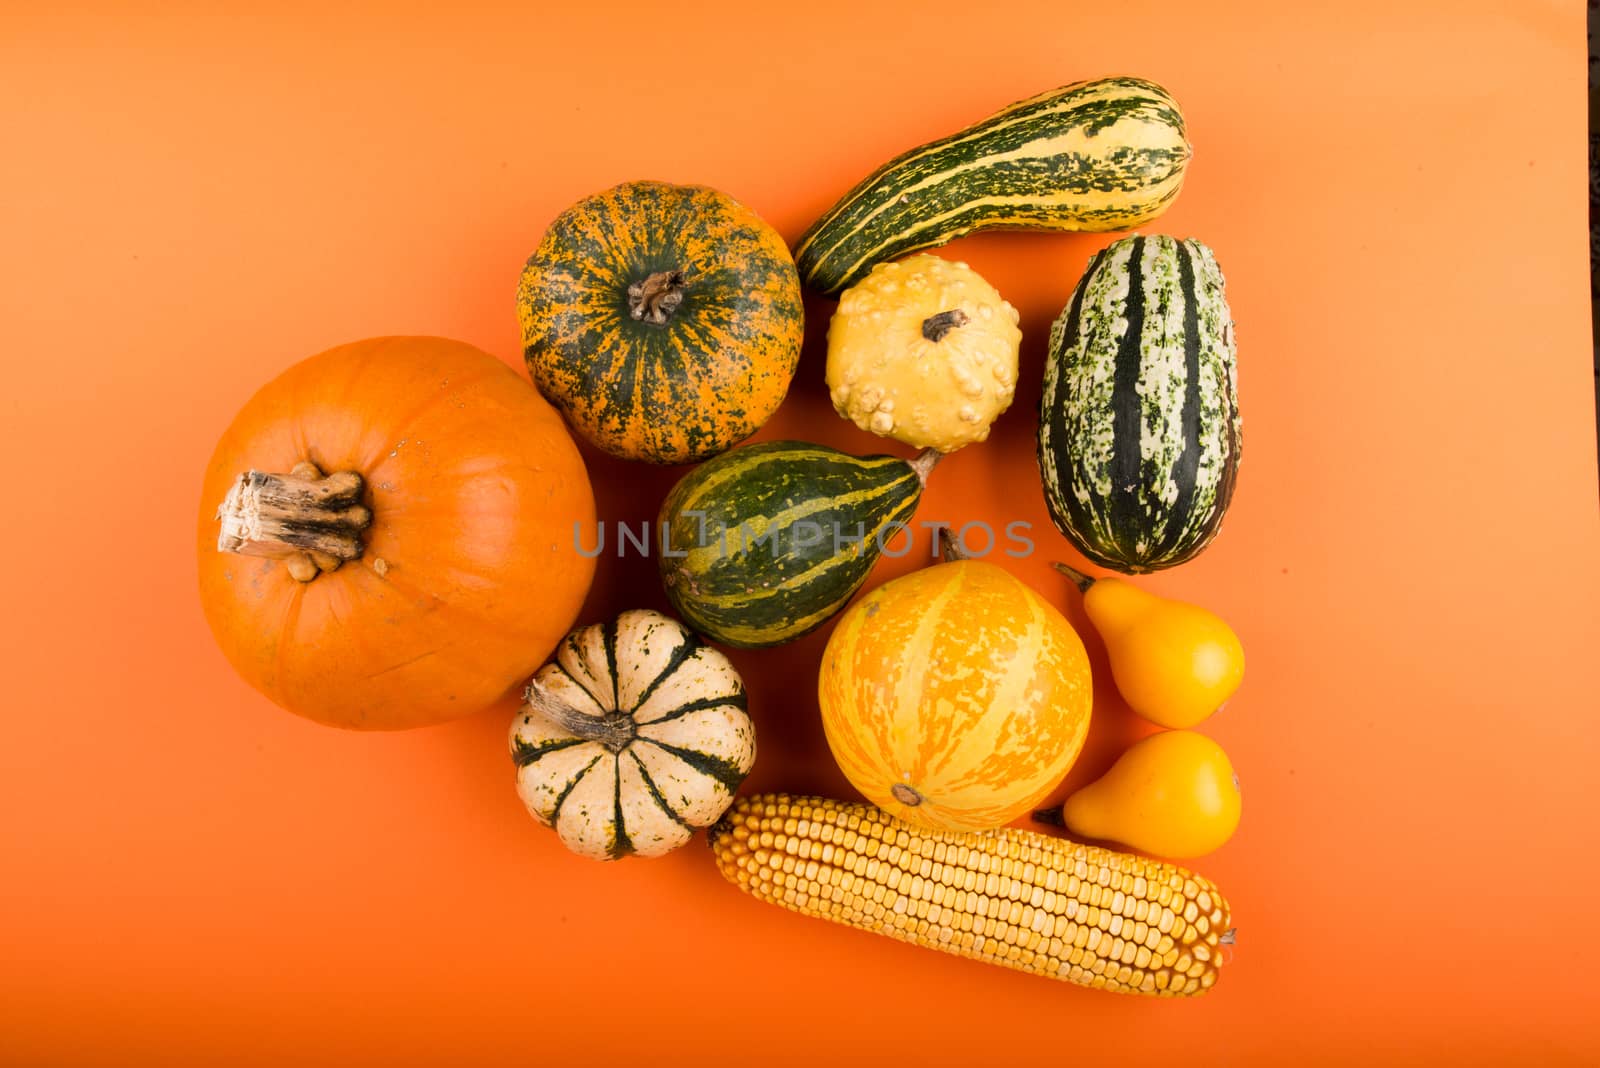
xmin=1032 ymin=804 xmax=1069 ymax=827
xmin=1052 ymin=560 xmax=1096 ymax=593
xmin=214 ymin=461 xmax=371 ymax=583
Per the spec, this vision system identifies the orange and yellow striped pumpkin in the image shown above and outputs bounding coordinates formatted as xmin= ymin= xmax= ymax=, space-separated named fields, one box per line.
xmin=818 ymin=557 xmax=1093 ymax=831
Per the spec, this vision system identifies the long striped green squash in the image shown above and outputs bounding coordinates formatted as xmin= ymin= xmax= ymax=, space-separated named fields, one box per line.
xmin=657 ymin=441 xmax=936 ymax=648
xmin=1038 ymin=235 xmax=1240 ymax=573
xmin=795 ymin=77 xmax=1190 ymax=294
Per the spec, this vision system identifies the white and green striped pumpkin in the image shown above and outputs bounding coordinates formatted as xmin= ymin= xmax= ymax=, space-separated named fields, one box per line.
xmin=510 ymin=610 xmax=755 ymax=860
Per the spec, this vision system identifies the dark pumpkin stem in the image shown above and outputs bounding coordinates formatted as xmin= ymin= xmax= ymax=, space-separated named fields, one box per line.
xmin=921 ymin=308 xmax=969 ymax=342
xmin=908 ymin=447 xmax=942 ymax=486
xmin=628 ymin=269 xmax=687 ymax=326
xmin=937 ymin=526 xmax=965 ymax=563
xmin=1051 ymin=561 xmax=1097 ymax=593
xmin=525 ymin=677 xmax=635 ymax=753
xmin=215 ymin=461 xmax=370 ymax=583
xmin=1032 ymin=805 xmax=1067 ymax=828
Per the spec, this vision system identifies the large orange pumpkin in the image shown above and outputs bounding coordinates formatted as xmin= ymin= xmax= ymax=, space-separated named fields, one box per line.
xmin=818 ymin=556 xmax=1092 ymax=830
xmin=197 ymin=337 xmax=596 ymax=730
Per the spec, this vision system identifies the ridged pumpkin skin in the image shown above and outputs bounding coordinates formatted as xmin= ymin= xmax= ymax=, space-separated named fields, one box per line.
xmin=796 ymin=77 xmax=1190 ymax=294
xmin=518 ymin=180 xmax=804 ymax=464
xmin=512 ymin=610 xmax=755 ymax=861
xmin=197 ymin=337 xmax=597 ymax=730
xmin=819 ymin=560 xmax=1093 ymax=831
xmin=658 ymin=441 xmax=932 ymax=649
xmin=1038 ymin=235 xmax=1240 ymax=573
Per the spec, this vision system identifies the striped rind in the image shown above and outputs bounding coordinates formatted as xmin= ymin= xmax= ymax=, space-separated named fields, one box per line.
xmin=1037 ymin=235 xmax=1240 ymax=573
xmin=511 ymin=609 xmax=755 ymax=860
xmin=657 ymin=440 xmax=924 ymax=649
xmin=795 ymin=78 xmax=1190 ymax=294
xmin=817 ymin=560 xmax=1093 ymax=831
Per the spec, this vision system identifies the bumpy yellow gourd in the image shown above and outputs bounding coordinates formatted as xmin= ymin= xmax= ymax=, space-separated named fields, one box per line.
xmin=825 ymin=255 xmax=1020 ymax=452
xmin=1040 ymin=730 xmax=1241 ymax=859
xmin=1054 ymin=563 xmax=1244 ymax=729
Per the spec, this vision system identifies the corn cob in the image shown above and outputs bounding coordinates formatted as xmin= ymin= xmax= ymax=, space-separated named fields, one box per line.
xmin=708 ymin=793 xmax=1234 ymax=996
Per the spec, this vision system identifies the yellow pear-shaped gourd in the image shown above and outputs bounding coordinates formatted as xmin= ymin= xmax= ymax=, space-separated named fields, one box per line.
xmin=826 ymin=254 xmax=1020 ymax=452
xmin=1054 ymin=562 xmax=1244 ymax=729
xmin=1040 ymin=730 xmax=1241 ymax=858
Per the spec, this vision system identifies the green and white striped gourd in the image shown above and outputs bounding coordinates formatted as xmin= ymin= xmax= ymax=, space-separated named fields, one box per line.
xmin=795 ymin=77 xmax=1191 ymax=294
xmin=511 ymin=610 xmax=755 ymax=860
xmin=658 ymin=440 xmax=937 ymax=649
xmin=1038 ymin=235 xmax=1240 ymax=573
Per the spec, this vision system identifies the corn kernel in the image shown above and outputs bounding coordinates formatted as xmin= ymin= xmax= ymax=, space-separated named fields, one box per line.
xmin=709 ymin=795 xmax=1231 ymax=999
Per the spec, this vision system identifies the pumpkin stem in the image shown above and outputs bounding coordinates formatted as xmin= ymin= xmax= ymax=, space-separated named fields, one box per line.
xmin=937 ymin=526 xmax=965 ymax=563
xmin=1051 ymin=561 xmax=1096 ymax=593
xmin=920 ymin=308 xmax=969 ymax=342
xmin=908 ymin=447 xmax=942 ymax=485
xmin=1031 ymin=805 xmax=1067 ymax=828
xmin=214 ymin=461 xmax=371 ymax=583
xmin=628 ymin=269 xmax=688 ymax=326
xmin=524 ymin=677 xmax=636 ymax=753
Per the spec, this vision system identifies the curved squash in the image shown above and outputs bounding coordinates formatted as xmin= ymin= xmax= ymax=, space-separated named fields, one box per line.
xmin=658 ymin=441 xmax=937 ymax=649
xmin=796 ymin=77 xmax=1190 ymax=294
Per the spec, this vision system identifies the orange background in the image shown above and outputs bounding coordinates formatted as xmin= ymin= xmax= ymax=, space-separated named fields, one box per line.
xmin=4 ymin=3 xmax=1598 ymax=1064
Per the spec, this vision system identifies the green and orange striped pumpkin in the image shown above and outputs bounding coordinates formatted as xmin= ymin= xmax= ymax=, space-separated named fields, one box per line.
xmin=818 ymin=552 xmax=1093 ymax=831
xmin=518 ymin=180 xmax=804 ymax=464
